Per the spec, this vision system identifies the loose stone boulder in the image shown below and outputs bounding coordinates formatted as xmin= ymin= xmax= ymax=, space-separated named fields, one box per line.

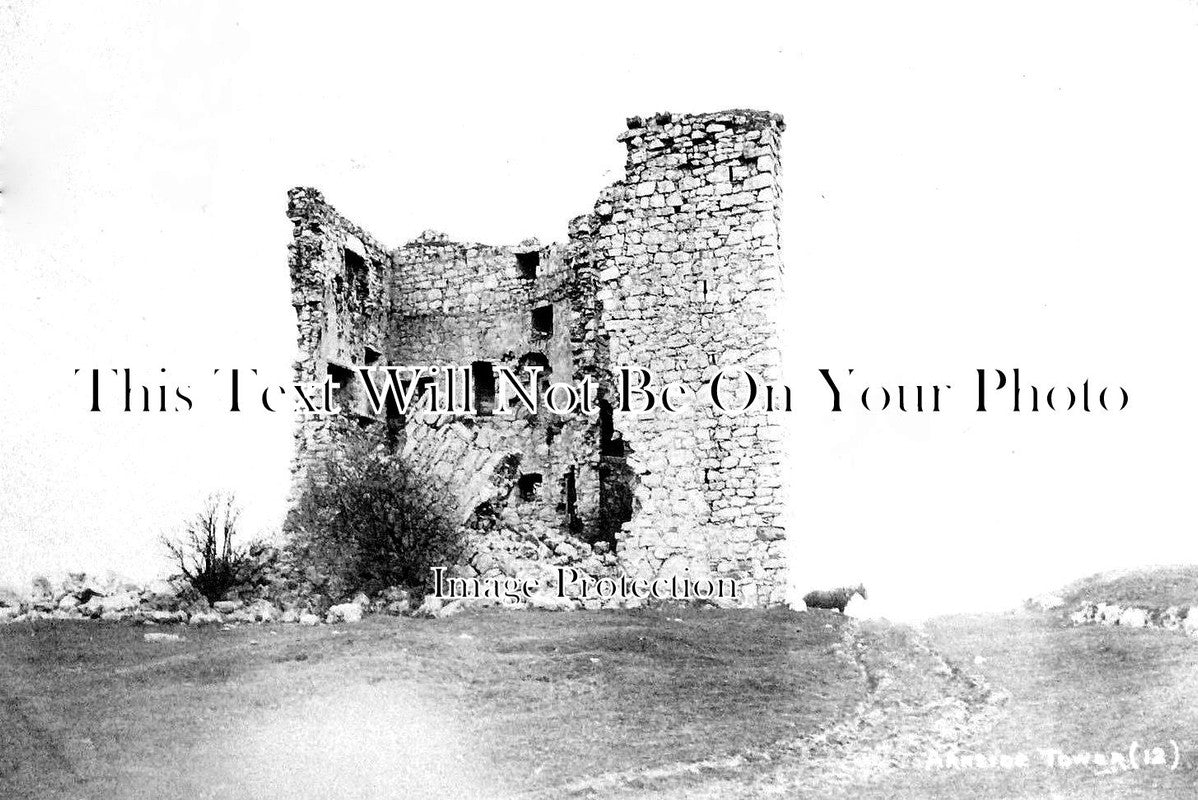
xmin=298 ymin=612 xmax=321 ymax=626
xmin=101 ymin=591 xmax=141 ymax=615
xmin=528 ymin=591 xmax=575 ymax=612
xmin=1160 ymin=606 xmax=1184 ymax=630
xmin=79 ymin=596 xmax=106 ymax=618
xmin=326 ymin=603 xmax=364 ymax=624
xmin=0 ymin=586 xmax=23 ymax=609
xmin=415 ymin=595 xmax=444 ymax=618
xmin=248 ymin=600 xmax=277 ymax=623
xmin=1118 ymin=607 xmax=1149 ymax=628
xmin=434 ymin=600 xmax=465 ymax=619
xmin=144 ymin=632 xmax=186 ymax=643
xmin=1184 ymin=607 xmax=1198 ymax=637
xmin=188 ymin=612 xmax=223 ymax=626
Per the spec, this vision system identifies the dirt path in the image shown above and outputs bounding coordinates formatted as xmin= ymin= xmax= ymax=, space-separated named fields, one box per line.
xmin=610 ymin=612 xmax=1198 ymax=799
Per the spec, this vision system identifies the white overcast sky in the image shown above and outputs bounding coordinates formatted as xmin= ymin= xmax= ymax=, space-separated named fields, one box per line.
xmin=2 ymin=0 xmax=1197 ymax=617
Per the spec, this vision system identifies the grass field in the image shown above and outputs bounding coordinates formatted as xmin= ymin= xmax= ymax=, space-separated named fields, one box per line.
xmin=1 ymin=605 xmax=1195 ymax=799
xmin=1059 ymin=565 xmax=1198 ymax=608
xmin=0 ymin=608 xmax=870 ymax=799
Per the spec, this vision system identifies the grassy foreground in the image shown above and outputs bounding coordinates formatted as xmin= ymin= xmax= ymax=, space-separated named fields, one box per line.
xmin=0 ymin=608 xmax=867 ymax=799
xmin=3 ymin=605 xmax=1196 ymax=799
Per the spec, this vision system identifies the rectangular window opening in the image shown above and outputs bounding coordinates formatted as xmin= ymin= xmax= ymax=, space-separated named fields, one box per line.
xmin=518 ymin=473 xmax=543 ymax=501
xmin=344 ymin=248 xmax=366 ymax=276
xmin=517 ymin=251 xmax=540 ymax=279
xmin=532 ymin=304 xmax=553 ymax=336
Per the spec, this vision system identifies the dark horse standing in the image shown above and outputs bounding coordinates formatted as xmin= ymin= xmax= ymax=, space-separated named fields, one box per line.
xmin=803 ymin=584 xmax=867 ymax=613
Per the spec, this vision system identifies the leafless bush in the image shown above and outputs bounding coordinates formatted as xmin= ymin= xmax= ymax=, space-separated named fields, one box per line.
xmin=163 ymin=492 xmax=251 ymax=603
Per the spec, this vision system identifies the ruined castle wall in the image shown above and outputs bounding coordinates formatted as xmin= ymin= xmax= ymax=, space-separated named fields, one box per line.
xmin=380 ymin=237 xmax=609 ymax=586
xmin=388 ymin=237 xmax=575 ymax=380
xmin=580 ymin=111 xmax=788 ymax=607
xmin=286 ymin=109 xmax=789 ymax=606
xmin=286 ymin=187 xmax=395 ymax=496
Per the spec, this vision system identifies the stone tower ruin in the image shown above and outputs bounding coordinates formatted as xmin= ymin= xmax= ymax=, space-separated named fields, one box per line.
xmin=286 ymin=109 xmax=788 ymax=606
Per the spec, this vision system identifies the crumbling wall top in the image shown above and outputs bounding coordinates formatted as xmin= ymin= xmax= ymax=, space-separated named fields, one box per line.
xmin=619 ymin=109 xmax=785 ymax=141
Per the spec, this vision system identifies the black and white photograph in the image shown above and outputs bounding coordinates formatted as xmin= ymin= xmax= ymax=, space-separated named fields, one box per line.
xmin=2 ymin=2 xmax=1197 ymax=797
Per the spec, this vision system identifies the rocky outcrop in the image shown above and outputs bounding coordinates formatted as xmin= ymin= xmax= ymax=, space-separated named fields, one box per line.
xmin=1061 ymin=600 xmax=1198 ymax=635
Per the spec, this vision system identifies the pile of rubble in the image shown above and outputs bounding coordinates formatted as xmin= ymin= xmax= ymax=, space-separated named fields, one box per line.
xmin=1066 ymin=601 xmax=1198 ymax=634
xmin=0 ymin=551 xmax=592 ymax=627
xmin=1028 ymin=592 xmax=1198 ymax=635
xmin=0 ymin=565 xmax=426 ymax=627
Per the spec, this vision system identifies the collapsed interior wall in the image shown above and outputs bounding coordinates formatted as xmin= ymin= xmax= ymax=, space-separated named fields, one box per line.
xmin=285 ymin=108 xmax=787 ymax=606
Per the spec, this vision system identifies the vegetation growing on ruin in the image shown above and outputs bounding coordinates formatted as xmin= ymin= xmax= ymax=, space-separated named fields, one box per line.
xmin=286 ymin=439 xmax=464 ymax=599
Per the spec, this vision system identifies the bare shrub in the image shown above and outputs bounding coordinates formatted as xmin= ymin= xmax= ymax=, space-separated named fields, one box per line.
xmin=163 ymin=492 xmax=252 ymax=604
xmin=286 ymin=439 xmax=464 ymax=598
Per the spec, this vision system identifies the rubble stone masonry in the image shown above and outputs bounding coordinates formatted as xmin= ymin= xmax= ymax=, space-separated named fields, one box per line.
xmin=286 ymin=109 xmax=788 ymax=607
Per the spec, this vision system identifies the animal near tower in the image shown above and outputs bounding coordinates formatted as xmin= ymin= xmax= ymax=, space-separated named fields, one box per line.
xmin=285 ymin=109 xmax=789 ymax=607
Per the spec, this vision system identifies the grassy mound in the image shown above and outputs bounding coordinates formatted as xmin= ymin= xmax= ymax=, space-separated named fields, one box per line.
xmin=1059 ymin=565 xmax=1198 ymax=609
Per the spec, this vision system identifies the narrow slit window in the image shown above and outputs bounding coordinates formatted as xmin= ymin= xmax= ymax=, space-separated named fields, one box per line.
xmin=327 ymin=363 xmax=357 ymax=415
xmin=471 ymin=360 xmax=496 ymax=415
xmin=565 ymin=467 xmax=577 ymax=522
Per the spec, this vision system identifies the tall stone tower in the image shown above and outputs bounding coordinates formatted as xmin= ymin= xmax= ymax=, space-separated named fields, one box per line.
xmin=580 ymin=110 xmax=788 ymax=607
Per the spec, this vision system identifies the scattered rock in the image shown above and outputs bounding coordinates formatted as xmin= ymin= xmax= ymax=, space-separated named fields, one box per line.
xmin=144 ymin=632 xmax=185 ymax=643
xmin=1185 ymin=607 xmax=1198 ymax=637
xmin=435 ymin=600 xmax=465 ymax=619
xmin=298 ymin=612 xmax=321 ymax=626
xmin=248 ymin=600 xmax=277 ymax=623
xmin=1118 ymin=607 xmax=1149 ymax=628
xmin=415 ymin=595 xmax=443 ymax=618
xmin=79 ymin=596 xmax=106 ymax=618
xmin=101 ymin=591 xmax=141 ymax=615
xmin=326 ymin=603 xmax=364 ymax=624
xmin=528 ymin=592 xmax=575 ymax=612
xmin=188 ymin=612 xmax=223 ymax=626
